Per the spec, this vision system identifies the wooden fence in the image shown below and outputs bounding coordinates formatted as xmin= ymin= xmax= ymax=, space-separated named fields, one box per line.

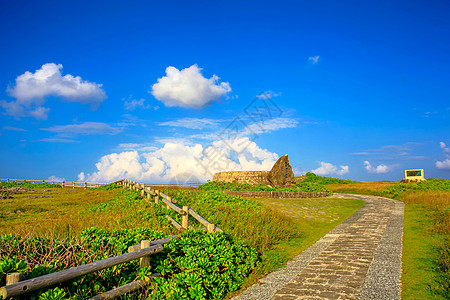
xmin=0 ymin=178 xmax=109 ymax=189
xmin=0 ymin=236 xmax=175 ymax=299
xmin=118 ymin=179 xmax=222 ymax=233
xmin=0 ymin=178 xmax=221 ymax=299
xmin=0 ymin=179 xmax=204 ymax=189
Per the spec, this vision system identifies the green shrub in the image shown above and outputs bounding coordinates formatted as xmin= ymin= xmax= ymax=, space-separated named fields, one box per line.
xmin=198 ymin=180 xmax=332 ymax=195
xmin=300 ymin=172 xmax=359 ymax=185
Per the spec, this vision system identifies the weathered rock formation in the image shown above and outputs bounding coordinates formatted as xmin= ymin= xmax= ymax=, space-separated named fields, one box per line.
xmin=213 ymin=155 xmax=295 ymax=186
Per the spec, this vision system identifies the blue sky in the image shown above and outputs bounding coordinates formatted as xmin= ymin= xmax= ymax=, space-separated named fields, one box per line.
xmin=0 ymin=0 xmax=449 ymax=183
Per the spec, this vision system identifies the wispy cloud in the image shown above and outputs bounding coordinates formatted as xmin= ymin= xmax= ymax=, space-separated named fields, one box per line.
xmin=41 ymin=122 xmax=122 ymax=136
xmin=3 ymin=126 xmax=28 ymax=131
xmin=151 ymin=64 xmax=231 ymax=109
xmin=352 ymin=142 xmax=423 ymax=158
xmin=256 ymin=90 xmax=281 ymax=99
xmin=38 ymin=137 xmax=77 ymax=143
xmin=118 ymin=143 xmax=158 ymax=152
xmin=158 ymin=118 xmax=223 ymax=130
xmin=308 ymin=55 xmax=320 ymax=64
xmin=247 ymin=117 xmax=298 ymax=134
xmin=123 ymin=96 xmax=158 ymax=111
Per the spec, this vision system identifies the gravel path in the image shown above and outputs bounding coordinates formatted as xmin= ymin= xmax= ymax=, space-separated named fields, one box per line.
xmin=233 ymin=194 xmax=404 ymax=300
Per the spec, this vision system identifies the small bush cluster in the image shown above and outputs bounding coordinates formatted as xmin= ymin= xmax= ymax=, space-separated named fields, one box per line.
xmin=198 ymin=180 xmax=332 ymax=195
xmin=300 ymin=172 xmax=359 ymax=185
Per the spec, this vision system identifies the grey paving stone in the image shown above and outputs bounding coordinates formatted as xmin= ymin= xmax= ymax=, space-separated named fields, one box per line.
xmin=233 ymin=194 xmax=404 ymax=300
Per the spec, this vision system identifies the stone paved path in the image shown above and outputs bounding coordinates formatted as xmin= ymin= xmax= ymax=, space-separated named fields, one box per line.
xmin=234 ymin=194 xmax=404 ymax=300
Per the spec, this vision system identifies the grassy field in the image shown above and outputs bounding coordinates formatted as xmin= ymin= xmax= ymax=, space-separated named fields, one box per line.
xmin=0 ymin=187 xmax=177 ymax=237
xmin=324 ymin=181 xmax=396 ymax=195
xmin=0 ymin=183 xmax=364 ymax=299
xmin=326 ymin=181 xmax=450 ymax=299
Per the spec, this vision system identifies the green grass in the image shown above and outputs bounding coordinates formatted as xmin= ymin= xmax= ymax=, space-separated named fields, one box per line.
xmin=402 ymin=204 xmax=443 ymax=299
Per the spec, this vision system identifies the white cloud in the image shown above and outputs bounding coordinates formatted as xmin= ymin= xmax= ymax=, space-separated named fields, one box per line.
xmin=1 ymin=63 xmax=106 ymax=119
xmin=151 ymin=64 xmax=231 ymax=109
xmin=436 ymin=159 xmax=450 ymax=170
xmin=308 ymin=56 xmax=320 ymax=64
xmin=41 ymin=122 xmax=122 ymax=136
xmin=312 ymin=162 xmax=349 ymax=176
xmin=78 ymin=137 xmax=278 ymax=183
xmin=440 ymin=142 xmax=450 ymax=154
xmin=48 ymin=175 xmax=65 ymax=181
xmin=158 ymin=118 xmax=222 ymax=129
xmin=363 ymin=161 xmax=397 ymax=174
xmin=436 ymin=141 xmax=450 ymax=170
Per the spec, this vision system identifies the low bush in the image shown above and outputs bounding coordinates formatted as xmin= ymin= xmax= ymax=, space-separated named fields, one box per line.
xmin=299 ymin=172 xmax=359 ymax=185
xmin=198 ymin=180 xmax=332 ymax=195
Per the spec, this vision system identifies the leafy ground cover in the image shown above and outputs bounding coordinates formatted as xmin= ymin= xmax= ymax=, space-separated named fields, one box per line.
xmin=1 ymin=228 xmax=257 ymax=300
xmin=326 ymin=179 xmax=450 ymax=299
xmin=198 ymin=180 xmax=332 ymax=195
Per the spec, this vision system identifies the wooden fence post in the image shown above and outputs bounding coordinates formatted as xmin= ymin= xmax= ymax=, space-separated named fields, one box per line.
xmin=182 ymin=206 xmax=189 ymax=229
xmin=140 ymin=240 xmax=151 ymax=267
xmin=6 ymin=272 xmax=25 ymax=300
xmin=146 ymin=193 xmax=151 ymax=201
xmin=166 ymin=197 xmax=171 ymax=210
xmin=207 ymin=224 xmax=215 ymax=233
xmin=155 ymin=191 xmax=159 ymax=204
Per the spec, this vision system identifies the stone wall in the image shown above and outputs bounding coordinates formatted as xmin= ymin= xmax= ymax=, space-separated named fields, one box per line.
xmin=213 ymin=171 xmax=270 ymax=185
xmin=221 ymin=190 xmax=328 ymax=199
xmin=212 ymin=155 xmax=295 ymax=186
